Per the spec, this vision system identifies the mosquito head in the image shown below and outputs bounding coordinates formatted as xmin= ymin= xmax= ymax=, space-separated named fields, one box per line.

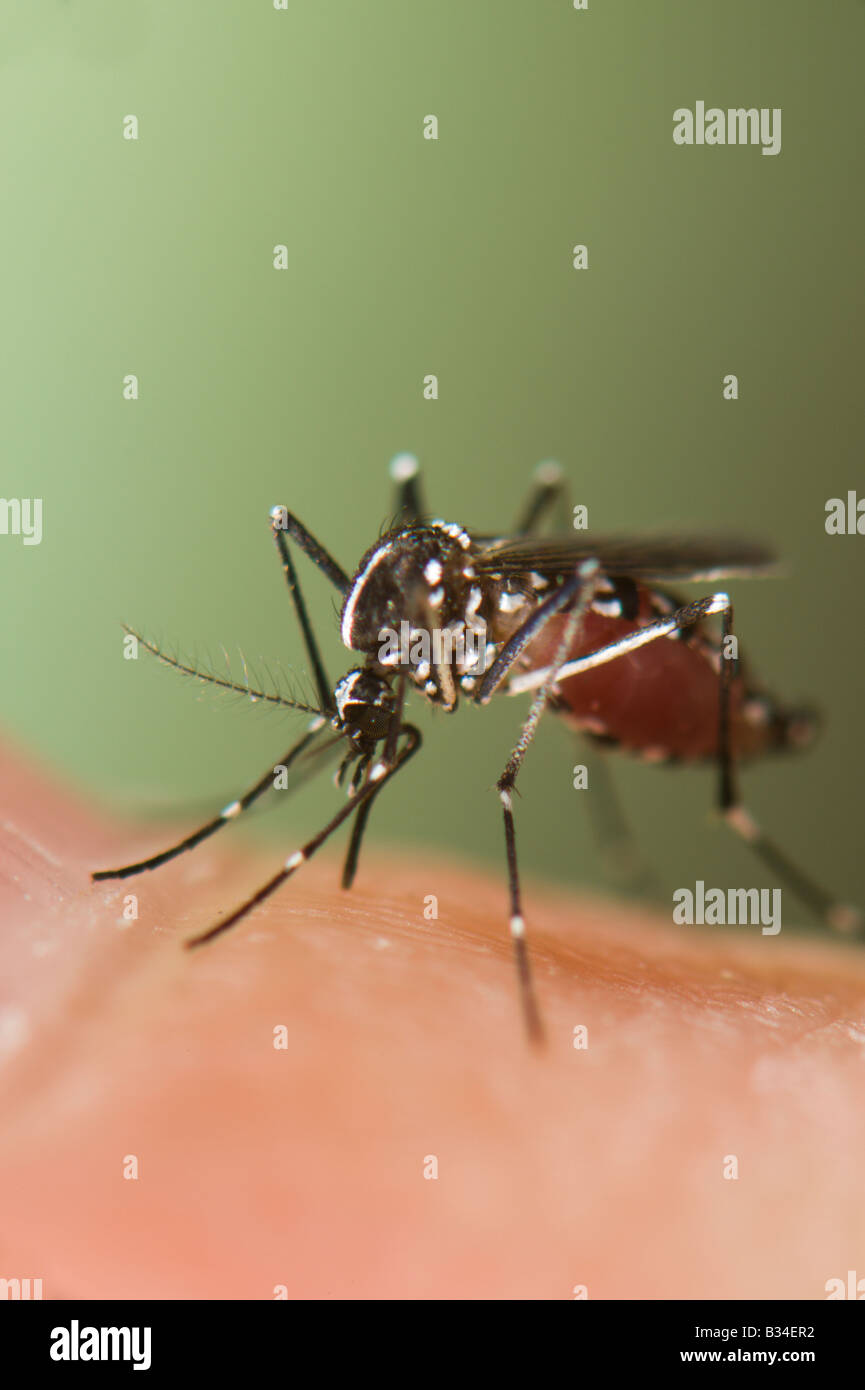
xmin=340 ymin=522 xmax=476 ymax=657
xmin=332 ymin=668 xmax=395 ymax=744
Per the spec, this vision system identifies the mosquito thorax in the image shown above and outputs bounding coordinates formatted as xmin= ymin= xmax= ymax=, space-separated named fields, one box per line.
xmin=339 ymin=521 xmax=487 ymax=706
xmin=332 ymin=668 xmax=394 ymax=743
xmin=340 ymin=522 xmax=475 ymax=652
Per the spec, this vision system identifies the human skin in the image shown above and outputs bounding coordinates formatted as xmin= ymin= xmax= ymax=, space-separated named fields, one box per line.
xmin=1 ymin=737 xmax=863 ymax=1301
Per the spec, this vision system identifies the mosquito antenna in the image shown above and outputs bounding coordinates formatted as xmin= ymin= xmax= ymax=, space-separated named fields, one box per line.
xmin=123 ymin=626 xmax=327 ymax=717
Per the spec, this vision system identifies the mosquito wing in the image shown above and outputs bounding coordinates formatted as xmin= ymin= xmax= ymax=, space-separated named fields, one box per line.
xmin=470 ymin=533 xmax=779 ymax=583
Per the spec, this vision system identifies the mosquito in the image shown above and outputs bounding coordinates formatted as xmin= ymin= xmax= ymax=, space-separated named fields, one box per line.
xmin=93 ymin=456 xmax=860 ymax=1044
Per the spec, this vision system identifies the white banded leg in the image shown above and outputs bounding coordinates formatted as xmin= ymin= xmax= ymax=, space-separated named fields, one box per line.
xmin=93 ymin=717 xmax=328 ymax=880
xmin=513 ymin=459 xmax=570 ymax=535
xmin=341 ymin=675 xmax=409 ymax=890
xmin=496 ymin=561 xmax=601 ymax=1045
xmin=389 ymin=452 xmax=425 ymax=524
xmin=507 ymin=592 xmax=862 ymax=936
xmin=506 ymin=592 xmax=732 ymax=695
xmin=185 ymin=724 xmax=421 ymax=949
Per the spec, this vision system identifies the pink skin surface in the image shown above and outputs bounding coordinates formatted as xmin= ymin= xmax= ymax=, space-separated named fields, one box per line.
xmin=1 ymin=738 xmax=864 ymax=1300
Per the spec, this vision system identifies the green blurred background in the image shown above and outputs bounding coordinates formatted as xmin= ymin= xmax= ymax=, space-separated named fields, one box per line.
xmin=1 ymin=0 xmax=863 ymax=920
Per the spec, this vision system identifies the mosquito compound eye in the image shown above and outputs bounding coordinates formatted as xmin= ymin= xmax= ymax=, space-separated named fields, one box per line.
xmin=333 ymin=670 xmax=393 ymax=739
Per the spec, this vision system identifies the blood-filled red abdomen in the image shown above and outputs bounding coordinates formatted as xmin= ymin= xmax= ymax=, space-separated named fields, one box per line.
xmin=520 ymin=587 xmax=788 ymax=762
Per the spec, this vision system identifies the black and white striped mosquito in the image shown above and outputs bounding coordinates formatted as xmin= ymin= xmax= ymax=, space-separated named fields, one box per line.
xmin=93 ymin=457 xmax=860 ymax=1044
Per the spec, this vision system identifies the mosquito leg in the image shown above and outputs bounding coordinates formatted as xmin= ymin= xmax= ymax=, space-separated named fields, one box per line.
xmin=513 ymin=460 xmax=570 ymax=535
xmin=268 ymin=507 xmax=350 ymax=594
xmin=581 ymin=745 xmax=661 ymax=898
xmin=504 ymin=591 xmax=735 ymax=697
xmin=389 ymin=452 xmax=426 ymax=524
xmin=476 ymin=559 xmax=601 ymax=704
xmin=494 ymin=562 xmax=601 ymax=1045
xmin=714 ymin=601 xmax=861 ymax=935
xmin=721 ymin=803 xmax=861 ymax=934
xmin=185 ymin=724 xmax=422 ymax=948
xmin=92 ymin=717 xmax=328 ymax=880
xmin=270 ymin=513 xmax=335 ymax=713
xmin=487 ymin=519 xmax=654 ymax=892
xmin=491 ymin=588 xmax=723 ymax=1035
xmin=340 ymin=797 xmax=375 ymax=890
xmin=504 ymin=592 xmax=862 ymax=936
xmin=341 ymin=676 xmax=409 ymax=890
